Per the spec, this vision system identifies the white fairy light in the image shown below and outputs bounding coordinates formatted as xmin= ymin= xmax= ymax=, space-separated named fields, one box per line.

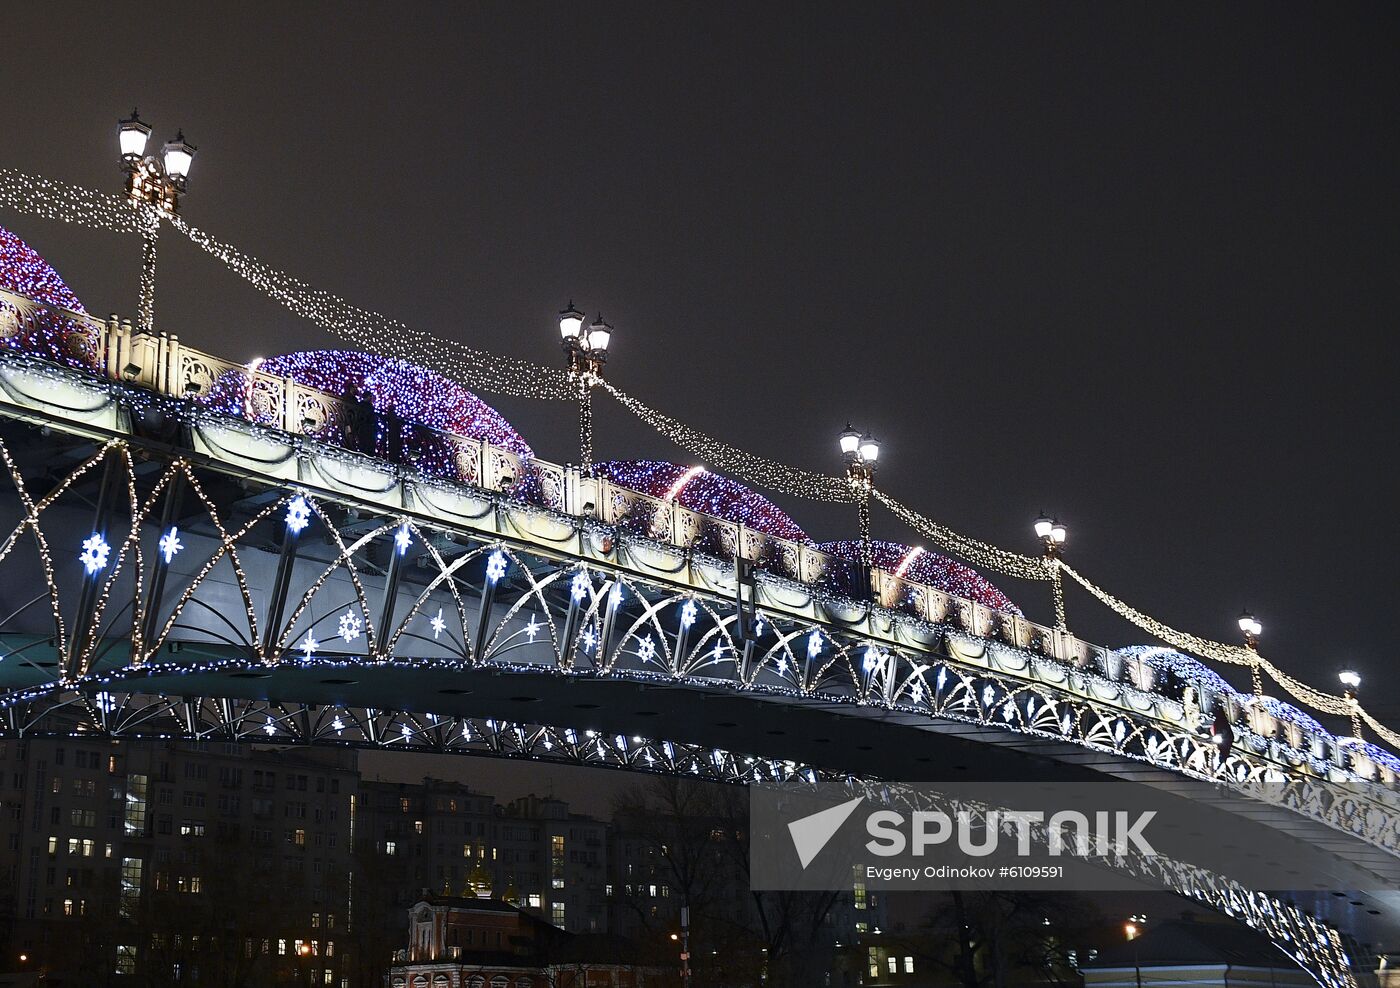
xmin=158 ymin=526 xmax=183 ymax=564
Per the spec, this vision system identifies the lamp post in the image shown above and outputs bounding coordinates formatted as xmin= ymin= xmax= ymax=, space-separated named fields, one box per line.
xmin=117 ymin=109 xmax=196 ymax=334
xmin=1238 ymin=609 xmax=1264 ymax=694
xmin=1339 ymin=670 xmax=1363 ymax=740
xmin=1034 ymin=514 xmax=1068 ymax=629
xmin=559 ymin=302 xmax=612 ymax=475
xmin=839 ymin=425 xmax=880 ymax=570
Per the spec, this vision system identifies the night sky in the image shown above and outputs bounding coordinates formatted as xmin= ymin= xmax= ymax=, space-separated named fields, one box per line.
xmin=5 ymin=3 xmax=1399 ymax=808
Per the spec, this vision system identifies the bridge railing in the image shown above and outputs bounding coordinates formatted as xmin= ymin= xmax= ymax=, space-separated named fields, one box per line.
xmin=6 ymin=288 xmax=1392 ymax=784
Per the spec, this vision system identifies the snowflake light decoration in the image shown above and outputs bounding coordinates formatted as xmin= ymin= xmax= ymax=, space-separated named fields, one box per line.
xmin=637 ymin=636 xmax=657 ymax=662
xmin=430 ymin=608 xmax=447 ymax=640
xmin=863 ymin=645 xmax=884 ymax=674
xmin=394 ymin=523 xmax=412 ymax=555
xmin=331 ymin=715 xmax=345 ymax=733
xmin=680 ymin=600 xmax=698 ymax=628
xmin=79 ymin=533 xmax=110 ymax=575
xmin=486 ymin=549 xmax=508 ymax=584
xmin=158 ymin=526 xmax=183 ymax=564
xmin=338 ymin=610 xmax=363 ymax=643
xmin=580 ymin=626 xmax=598 ymax=653
xmin=525 ymin=617 xmax=542 ymax=642
xmin=263 ymin=718 xmax=276 ymax=736
xmin=285 ymin=495 xmax=312 ymax=534
xmin=570 ymin=570 xmax=589 ymax=602
xmin=806 ymin=629 xmax=823 ymax=660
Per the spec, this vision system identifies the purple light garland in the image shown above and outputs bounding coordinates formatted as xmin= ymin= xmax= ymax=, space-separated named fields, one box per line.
xmin=819 ymin=539 xmax=1021 ymax=614
xmin=593 ymin=459 xmax=810 ymax=543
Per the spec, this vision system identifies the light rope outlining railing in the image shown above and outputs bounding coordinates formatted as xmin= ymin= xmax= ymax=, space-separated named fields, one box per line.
xmin=0 ymin=167 xmax=1394 ymax=755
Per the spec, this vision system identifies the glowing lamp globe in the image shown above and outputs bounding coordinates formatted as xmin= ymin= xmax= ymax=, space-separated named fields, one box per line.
xmin=838 ymin=425 xmax=861 ymax=457
xmin=1034 ymin=515 xmax=1054 ymax=539
xmin=1238 ymin=611 xmax=1261 ymax=637
xmin=858 ymin=434 xmax=880 ymax=463
xmin=118 ymin=109 xmax=151 ymax=159
xmin=558 ymin=302 xmax=585 ymax=341
xmin=1339 ymin=671 xmax=1361 ymax=690
xmin=586 ymin=315 xmax=612 ymax=353
xmin=1050 ymin=520 xmax=1067 ymax=544
xmin=161 ymin=131 xmax=196 ymax=182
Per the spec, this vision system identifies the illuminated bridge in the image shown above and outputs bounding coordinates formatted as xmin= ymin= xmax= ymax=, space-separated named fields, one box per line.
xmin=0 ymin=226 xmax=1398 ymax=987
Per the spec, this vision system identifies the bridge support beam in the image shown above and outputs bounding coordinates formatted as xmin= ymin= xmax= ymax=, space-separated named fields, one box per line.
xmin=64 ymin=452 xmax=123 ymax=682
xmin=140 ymin=472 xmax=186 ymax=655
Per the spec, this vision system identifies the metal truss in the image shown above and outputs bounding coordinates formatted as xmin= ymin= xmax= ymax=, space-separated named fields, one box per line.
xmin=0 ymin=683 xmax=1362 ymax=988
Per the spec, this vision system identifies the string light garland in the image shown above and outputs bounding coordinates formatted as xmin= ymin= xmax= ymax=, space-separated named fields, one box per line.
xmin=599 ymin=380 xmax=857 ymax=503
xmin=1 ymin=170 xmax=1397 ymax=754
xmin=0 ymin=168 xmax=147 ymax=235
xmin=166 ymin=215 xmax=575 ymax=401
xmin=871 ymin=489 xmax=1050 ymax=581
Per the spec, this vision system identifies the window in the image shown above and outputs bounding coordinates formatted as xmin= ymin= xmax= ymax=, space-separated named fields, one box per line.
xmin=551 ymin=902 xmax=565 ymax=926
xmin=69 ymin=809 xmax=97 ymax=828
xmin=384 ymin=840 xmax=396 ymax=856
xmin=116 ymin=945 xmax=136 ymax=975
xmin=120 ymin=858 xmax=142 ymax=919
xmin=904 ymin=956 xmax=915 ymax=974
xmin=888 ymin=956 xmax=898 ymax=974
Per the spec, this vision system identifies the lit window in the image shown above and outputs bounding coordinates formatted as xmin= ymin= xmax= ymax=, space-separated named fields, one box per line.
xmin=904 ymin=956 xmax=915 ymax=974
xmin=384 ymin=841 xmax=397 ymax=856
xmin=888 ymin=956 xmax=898 ymax=974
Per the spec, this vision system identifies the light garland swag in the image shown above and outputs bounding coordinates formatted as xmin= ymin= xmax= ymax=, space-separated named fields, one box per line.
xmin=1 ymin=166 xmax=1396 ymax=752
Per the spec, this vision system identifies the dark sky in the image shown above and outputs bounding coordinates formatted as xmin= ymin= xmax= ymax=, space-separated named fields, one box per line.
xmin=5 ymin=3 xmax=1399 ymax=804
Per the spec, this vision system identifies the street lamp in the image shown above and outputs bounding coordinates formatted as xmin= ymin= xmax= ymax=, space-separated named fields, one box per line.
xmin=1034 ymin=513 xmax=1067 ymax=559
xmin=118 ymin=109 xmax=196 ymax=212
xmin=839 ymin=424 xmax=880 ymax=572
xmin=558 ymin=302 xmax=612 ymax=475
xmin=117 ymin=109 xmax=196 ymax=335
xmin=1238 ymin=609 xmax=1264 ymax=693
xmin=1237 ymin=610 xmax=1262 ymax=648
xmin=1339 ymin=671 xmax=1363 ymax=740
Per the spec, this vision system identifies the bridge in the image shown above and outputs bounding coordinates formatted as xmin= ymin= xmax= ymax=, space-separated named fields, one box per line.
xmin=0 ymin=205 xmax=1398 ymax=987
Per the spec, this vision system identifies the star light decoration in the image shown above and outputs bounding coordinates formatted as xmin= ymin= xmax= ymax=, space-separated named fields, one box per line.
xmin=524 ymin=617 xmax=542 ymax=643
xmin=430 ymin=608 xmax=447 ymax=640
xmin=299 ymin=632 xmax=318 ymax=660
xmin=394 ymin=523 xmax=412 ymax=555
xmin=79 ymin=533 xmax=111 ymax=575
xmin=158 ymin=526 xmax=183 ymax=564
